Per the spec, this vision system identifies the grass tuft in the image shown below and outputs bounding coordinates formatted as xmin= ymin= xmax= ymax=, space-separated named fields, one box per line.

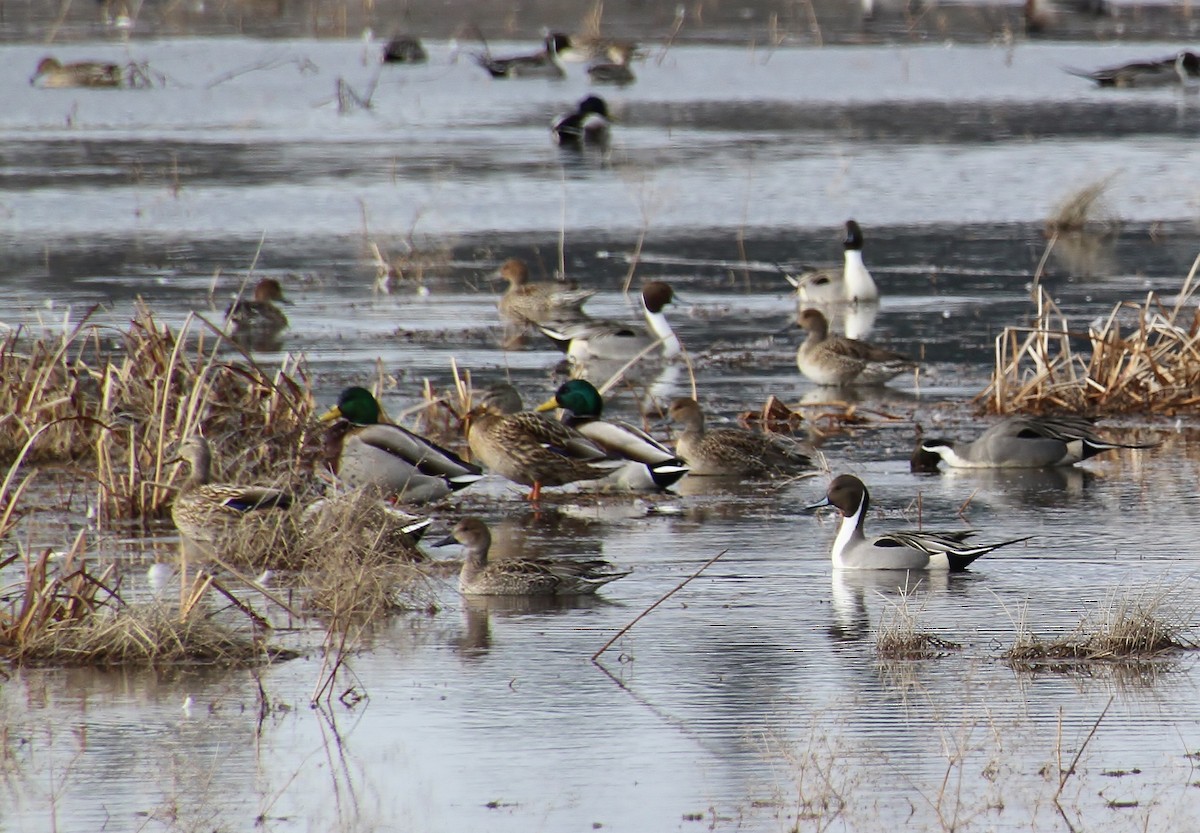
xmin=874 ymin=589 xmax=960 ymax=661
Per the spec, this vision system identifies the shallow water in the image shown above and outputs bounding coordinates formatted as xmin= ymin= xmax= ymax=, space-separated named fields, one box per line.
xmin=4 ymin=14 xmax=1200 ymax=833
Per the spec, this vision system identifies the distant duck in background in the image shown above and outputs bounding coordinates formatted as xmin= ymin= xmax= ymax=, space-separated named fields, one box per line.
xmin=495 ymin=258 xmax=596 ymax=323
xmin=587 ymin=44 xmax=637 ymax=86
xmin=537 ymin=281 xmax=680 ymax=364
xmin=225 ymin=278 xmax=291 ymax=339
xmin=382 ymin=35 xmax=428 ymax=64
xmin=788 ymin=220 xmax=879 ymax=305
xmin=1066 ymin=50 xmax=1200 ymax=87
xmin=475 ymin=33 xmax=569 ymax=79
xmin=552 ymin=95 xmax=613 ymax=148
xmin=30 ymin=56 xmax=122 ymax=88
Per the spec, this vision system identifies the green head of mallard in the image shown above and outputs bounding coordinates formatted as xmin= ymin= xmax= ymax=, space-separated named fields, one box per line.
xmin=537 ymin=379 xmax=604 ymax=418
xmin=320 ymin=386 xmax=381 ymax=426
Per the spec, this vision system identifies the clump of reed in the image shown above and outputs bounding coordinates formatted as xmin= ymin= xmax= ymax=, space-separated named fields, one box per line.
xmin=1003 ymin=583 xmax=1197 ymax=670
xmin=0 ymin=305 xmax=320 ymax=522
xmin=0 ymin=536 xmax=271 ymax=666
xmin=874 ymin=591 xmax=960 ymax=660
xmin=982 ymin=255 xmax=1200 ymax=415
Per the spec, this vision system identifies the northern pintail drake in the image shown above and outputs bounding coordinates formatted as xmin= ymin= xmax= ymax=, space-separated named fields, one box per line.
xmin=170 ymin=437 xmax=293 ymax=546
xmin=788 ymin=220 xmax=879 ymax=305
xmin=587 ymin=44 xmax=637 ymax=85
xmin=537 ymin=281 xmax=680 ymax=364
xmin=475 ymin=33 xmax=569 ymax=79
xmin=1067 ymin=50 xmax=1200 ymax=87
xmin=382 ymin=35 xmax=427 ymax=63
xmin=466 ymin=393 xmax=618 ymax=500
xmin=667 ymin=397 xmax=812 ymax=477
xmin=552 ymin=94 xmax=613 ymax=148
xmin=911 ymin=415 xmax=1157 ymax=471
xmin=796 ymin=308 xmax=915 ymax=387
xmin=225 ymin=278 xmax=291 ymax=335
xmin=537 ymin=379 xmax=688 ymax=491
xmin=435 ymin=517 xmax=630 ymax=595
xmin=495 ymin=258 xmax=596 ymax=322
xmin=320 ymin=386 xmax=483 ymax=503
xmin=808 ymin=474 xmax=1030 ymax=571
xmin=30 ymin=56 xmax=122 ymax=88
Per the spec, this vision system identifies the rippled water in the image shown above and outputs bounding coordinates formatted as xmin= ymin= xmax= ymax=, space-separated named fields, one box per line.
xmin=4 ymin=16 xmax=1200 ymax=833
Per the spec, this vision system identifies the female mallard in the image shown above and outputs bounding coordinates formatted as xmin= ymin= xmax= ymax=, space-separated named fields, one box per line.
xmin=466 ymin=393 xmax=616 ymax=500
xmin=436 ymin=517 xmax=630 ymax=595
xmin=225 ymin=278 xmax=291 ymax=336
xmin=320 ymin=386 xmax=483 ymax=504
xmin=536 ymin=379 xmax=688 ymax=491
xmin=796 ymin=308 xmax=915 ymax=387
xmin=587 ymin=44 xmax=637 ymax=86
xmin=666 ymin=397 xmax=812 ymax=477
xmin=495 ymin=258 xmax=595 ymax=323
xmin=30 ymin=56 xmax=122 ymax=88
xmin=170 ymin=436 xmax=293 ymax=547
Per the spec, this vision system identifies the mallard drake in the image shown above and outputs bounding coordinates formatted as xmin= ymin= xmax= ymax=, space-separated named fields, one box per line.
xmin=1067 ymin=50 xmax=1200 ymax=87
xmin=30 ymin=56 xmax=122 ymax=88
xmin=170 ymin=436 xmax=293 ymax=546
xmin=466 ymin=395 xmax=617 ymax=500
xmin=320 ymin=386 xmax=483 ymax=503
xmin=382 ymin=35 xmax=427 ymax=64
xmin=666 ymin=398 xmax=812 ymax=477
xmin=911 ymin=416 xmax=1157 ymax=471
xmin=537 ymin=379 xmax=688 ymax=491
xmin=796 ymin=308 xmax=915 ymax=387
xmin=435 ymin=517 xmax=630 ymax=595
xmin=475 ymin=33 xmax=569 ymax=79
xmin=587 ymin=44 xmax=637 ymax=86
xmin=787 ymin=220 xmax=878 ymax=304
xmin=225 ymin=278 xmax=291 ymax=336
xmin=552 ymin=95 xmax=612 ymax=148
xmin=807 ymin=474 xmax=1031 ymax=570
xmin=537 ymin=281 xmax=680 ymax=364
xmin=495 ymin=258 xmax=596 ymax=322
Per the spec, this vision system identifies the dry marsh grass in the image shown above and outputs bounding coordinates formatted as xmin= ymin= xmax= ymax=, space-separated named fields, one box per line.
xmin=874 ymin=590 xmax=960 ymax=661
xmin=983 ymin=255 xmax=1200 ymax=415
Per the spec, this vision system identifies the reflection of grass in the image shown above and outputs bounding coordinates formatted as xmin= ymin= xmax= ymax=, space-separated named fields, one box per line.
xmin=983 ymin=255 xmax=1200 ymax=415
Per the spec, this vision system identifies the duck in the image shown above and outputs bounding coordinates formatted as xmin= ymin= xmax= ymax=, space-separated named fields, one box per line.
xmin=30 ymin=56 xmax=122 ymax=88
xmin=587 ymin=44 xmax=637 ymax=86
xmin=382 ymin=35 xmax=428 ymax=64
xmin=807 ymin=474 xmax=1030 ymax=570
xmin=435 ymin=517 xmax=630 ymax=595
xmin=225 ymin=278 xmax=291 ymax=336
xmin=796 ymin=308 xmax=915 ymax=387
xmin=320 ymin=386 xmax=483 ymax=503
xmin=494 ymin=258 xmax=596 ymax=323
xmin=666 ymin=397 xmax=812 ymax=477
xmin=170 ymin=436 xmax=293 ymax=547
xmin=788 ymin=220 xmax=879 ymax=305
xmin=552 ymin=94 xmax=613 ymax=148
xmin=537 ymin=281 xmax=680 ymax=364
xmin=536 ymin=379 xmax=688 ymax=491
xmin=1066 ymin=50 xmax=1200 ymax=88
xmin=910 ymin=416 xmax=1157 ymax=471
xmin=475 ymin=33 xmax=569 ymax=79
xmin=466 ymin=394 xmax=618 ymax=500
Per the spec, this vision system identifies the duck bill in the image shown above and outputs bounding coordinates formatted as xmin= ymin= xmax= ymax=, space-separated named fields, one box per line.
xmin=433 ymin=533 xmax=459 ymax=548
xmin=803 ymin=496 xmax=832 ymax=513
xmin=318 ymin=405 xmax=343 ymax=423
xmin=533 ymin=396 xmax=560 ymax=413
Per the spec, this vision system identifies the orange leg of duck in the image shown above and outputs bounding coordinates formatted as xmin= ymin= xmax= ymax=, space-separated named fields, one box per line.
xmin=529 ymin=481 xmax=542 ymax=502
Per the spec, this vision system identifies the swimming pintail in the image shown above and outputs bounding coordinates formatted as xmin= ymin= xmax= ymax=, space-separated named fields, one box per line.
xmin=911 ymin=415 xmax=1157 ymax=471
xmin=796 ymin=308 xmax=915 ymax=387
xmin=466 ymin=392 xmax=618 ymax=500
xmin=225 ymin=278 xmax=291 ymax=336
xmin=788 ymin=220 xmax=879 ymax=305
xmin=1067 ymin=50 xmax=1200 ymax=87
xmin=667 ymin=397 xmax=812 ymax=477
xmin=475 ymin=33 xmax=569 ymax=79
xmin=537 ymin=379 xmax=688 ymax=490
xmin=30 ymin=56 xmax=122 ymax=88
xmin=495 ymin=258 xmax=596 ymax=322
xmin=320 ymin=386 xmax=483 ymax=503
xmin=382 ymin=35 xmax=427 ymax=63
xmin=170 ymin=436 xmax=293 ymax=546
xmin=435 ymin=517 xmax=630 ymax=595
xmin=537 ymin=281 xmax=680 ymax=364
xmin=552 ymin=94 xmax=613 ymax=147
xmin=807 ymin=474 xmax=1030 ymax=570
